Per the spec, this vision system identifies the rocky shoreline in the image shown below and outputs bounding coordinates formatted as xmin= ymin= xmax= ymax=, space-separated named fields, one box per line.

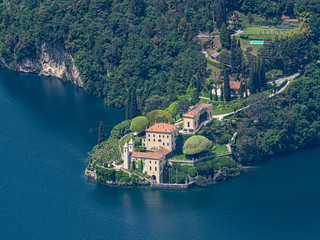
xmin=0 ymin=42 xmax=83 ymax=88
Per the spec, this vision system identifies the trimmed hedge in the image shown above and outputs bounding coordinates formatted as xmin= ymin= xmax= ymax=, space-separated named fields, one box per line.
xmin=147 ymin=109 xmax=174 ymax=125
xmin=183 ymin=135 xmax=213 ymax=155
xmin=130 ymin=116 xmax=149 ymax=133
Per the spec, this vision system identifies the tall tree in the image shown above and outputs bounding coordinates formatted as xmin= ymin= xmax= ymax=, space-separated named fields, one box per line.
xmin=191 ymin=88 xmax=200 ymax=105
xmin=231 ymin=37 xmax=243 ymax=73
xmin=215 ymin=0 xmax=227 ymax=29
xmin=223 ymin=70 xmax=231 ymax=101
xmin=239 ymin=80 xmax=244 ymax=99
xmin=98 ymin=121 xmax=105 ymax=144
xmin=220 ymin=85 xmax=224 ymax=101
xmin=219 ymin=22 xmax=231 ymax=49
xmin=215 ymin=87 xmax=218 ymax=101
xmin=125 ymin=89 xmax=132 ymax=120
xmin=130 ymin=87 xmax=138 ymax=118
xmin=249 ymin=66 xmax=257 ymax=94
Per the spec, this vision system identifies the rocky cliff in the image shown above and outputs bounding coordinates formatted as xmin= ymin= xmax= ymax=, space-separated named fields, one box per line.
xmin=1 ymin=43 xmax=83 ymax=87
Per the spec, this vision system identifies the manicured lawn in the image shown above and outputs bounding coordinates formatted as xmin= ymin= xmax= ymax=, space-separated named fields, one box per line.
xmin=243 ymin=27 xmax=293 ymax=35
xmin=212 ymin=144 xmax=228 ymax=154
xmin=212 ymin=109 xmax=233 ymax=115
xmin=172 ymin=144 xmax=228 ymax=160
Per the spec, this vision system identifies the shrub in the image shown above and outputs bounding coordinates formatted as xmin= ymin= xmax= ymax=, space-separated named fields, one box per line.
xmin=130 ymin=116 xmax=149 ymax=133
xmin=196 ymin=176 xmax=207 ymax=187
xmin=110 ymin=119 xmax=132 ymax=139
xmin=187 ymin=167 xmax=198 ymax=177
xmin=240 ymin=34 xmax=248 ymax=39
xmin=195 ymin=162 xmax=211 ymax=176
xmin=180 ymin=165 xmax=192 ymax=173
xmin=189 ymin=128 xmax=194 ymax=132
xmin=218 ymin=134 xmax=232 ymax=144
xmin=177 ymin=172 xmax=187 ymax=184
xmin=183 ymin=135 xmax=213 ymax=155
xmin=146 ymin=109 xmax=174 ymax=125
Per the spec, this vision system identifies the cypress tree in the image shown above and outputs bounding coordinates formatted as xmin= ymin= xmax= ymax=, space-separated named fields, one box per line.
xmin=249 ymin=66 xmax=256 ymax=95
xmin=223 ymin=70 xmax=231 ymax=102
xmin=244 ymin=81 xmax=248 ymax=98
xmin=215 ymin=0 xmax=227 ymax=29
xmin=219 ymin=22 xmax=231 ymax=50
xmin=239 ymin=80 xmax=244 ymax=99
xmin=130 ymin=87 xmax=138 ymax=118
xmin=215 ymin=87 xmax=218 ymax=101
xmin=259 ymin=58 xmax=266 ymax=88
xmin=231 ymin=37 xmax=237 ymax=70
xmin=220 ymin=85 xmax=224 ymax=101
xmin=98 ymin=121 xmax=105 ymax=144
xmin=126 ymin=88 xmax=132 ymax=120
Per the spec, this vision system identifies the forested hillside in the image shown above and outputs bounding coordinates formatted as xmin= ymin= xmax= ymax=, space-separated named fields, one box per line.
xmin=0 ymin=0 xmax=319 ymax=111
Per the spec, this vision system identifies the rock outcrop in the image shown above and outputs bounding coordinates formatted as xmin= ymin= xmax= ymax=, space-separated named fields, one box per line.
xmin=1 ymin=43 xmax=83 ymax=87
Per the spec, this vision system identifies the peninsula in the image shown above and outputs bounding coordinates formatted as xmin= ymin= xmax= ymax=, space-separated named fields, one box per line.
xmin=0 ymin=1 xmax=319 ymax=189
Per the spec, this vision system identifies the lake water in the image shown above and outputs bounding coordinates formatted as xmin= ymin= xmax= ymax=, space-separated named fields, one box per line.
xmin=1 ymin=68 xmax=320 ymax=240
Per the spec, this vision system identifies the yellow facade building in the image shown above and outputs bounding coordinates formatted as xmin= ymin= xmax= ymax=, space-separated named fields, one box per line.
xmin=142 ymin=123 xmax=179 ymax=151
xmin=122 ymin=123 xmax=179 ymax=183
xmin=183 ymin=103 xmax=213 ymax=131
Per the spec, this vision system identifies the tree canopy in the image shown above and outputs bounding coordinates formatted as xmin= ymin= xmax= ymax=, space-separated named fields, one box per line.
xmin=130 ymin=116 xmax=149 ymax=133
xmin=183 ymin=135 xmax=213 ymax=155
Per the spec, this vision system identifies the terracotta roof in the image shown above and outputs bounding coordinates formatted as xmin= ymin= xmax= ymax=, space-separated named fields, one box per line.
xmin=130 ymin=147 xmax=170 ymax=160
xmin=211 ymin=52 xmax=220 ymax=58
xmin=183 ymin=103 xmax=212 ymax=118
xmin=146 ymin=123 xmax=179 ymax=133
xmin=222 ymin=81 xmax=241 ymax=90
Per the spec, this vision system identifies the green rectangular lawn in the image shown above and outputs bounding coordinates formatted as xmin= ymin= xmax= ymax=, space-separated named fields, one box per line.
xmin=212 ymin=109 xmax=233 ymax=115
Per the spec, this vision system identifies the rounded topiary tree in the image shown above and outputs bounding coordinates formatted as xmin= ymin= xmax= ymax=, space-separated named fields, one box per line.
xmin=146 ymin=109 xmax=174 ymax=125
xmin=130 ymin=116 xmax=149 ymax=133
xmin=183 ymin=135 xmax=213 ymax=155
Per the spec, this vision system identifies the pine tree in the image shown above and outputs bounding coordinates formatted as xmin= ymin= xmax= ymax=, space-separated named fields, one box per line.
xmin=223 ymin=70 xmax=231 ymax=102
xmin=98 ymin=121 xmax=105 ymax=144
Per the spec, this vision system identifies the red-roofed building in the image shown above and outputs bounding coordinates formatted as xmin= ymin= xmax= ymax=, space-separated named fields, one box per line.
xmin=210 ymin=52 xmax=220 ymax=60
xmin=122 ymin=139 xmax=171 ymax=183
xmin=142 ymin=123 xmax=179 ymax=152
xmin=183 ymin=103 xmax=213 ymax=131
xmin=221 ymin=81 xmax=243 ymax=97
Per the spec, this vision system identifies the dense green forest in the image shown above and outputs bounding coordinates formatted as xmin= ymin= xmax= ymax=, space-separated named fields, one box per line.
xmin=1 ymin=0 xmax=319 ymax=111
xmin=234 ymin=63 xmax=320 ymax=163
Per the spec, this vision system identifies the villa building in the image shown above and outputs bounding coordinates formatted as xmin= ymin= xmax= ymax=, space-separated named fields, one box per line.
xmin=122 ymin=123 xmax=179 ymax=183
xmin=142 ymin=123 xmax=179 ymax=151
xmin=123 ymin=139 xmax=170 ymax=183
xmin=216 ymin=81 xmax=243 ymax=97
xmin=183 ymin=103 xmax=213 ymax=131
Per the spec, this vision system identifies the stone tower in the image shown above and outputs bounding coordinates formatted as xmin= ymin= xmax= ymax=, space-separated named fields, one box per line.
xmin=123 ymin=142 xmax=130 ymax=169
xmin=129 ymin=138 xmax=135 ymax=152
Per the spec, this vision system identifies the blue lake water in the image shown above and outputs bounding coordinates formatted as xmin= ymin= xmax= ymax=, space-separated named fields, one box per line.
xmin=1 ymin=68 xmax=320 ymax=240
